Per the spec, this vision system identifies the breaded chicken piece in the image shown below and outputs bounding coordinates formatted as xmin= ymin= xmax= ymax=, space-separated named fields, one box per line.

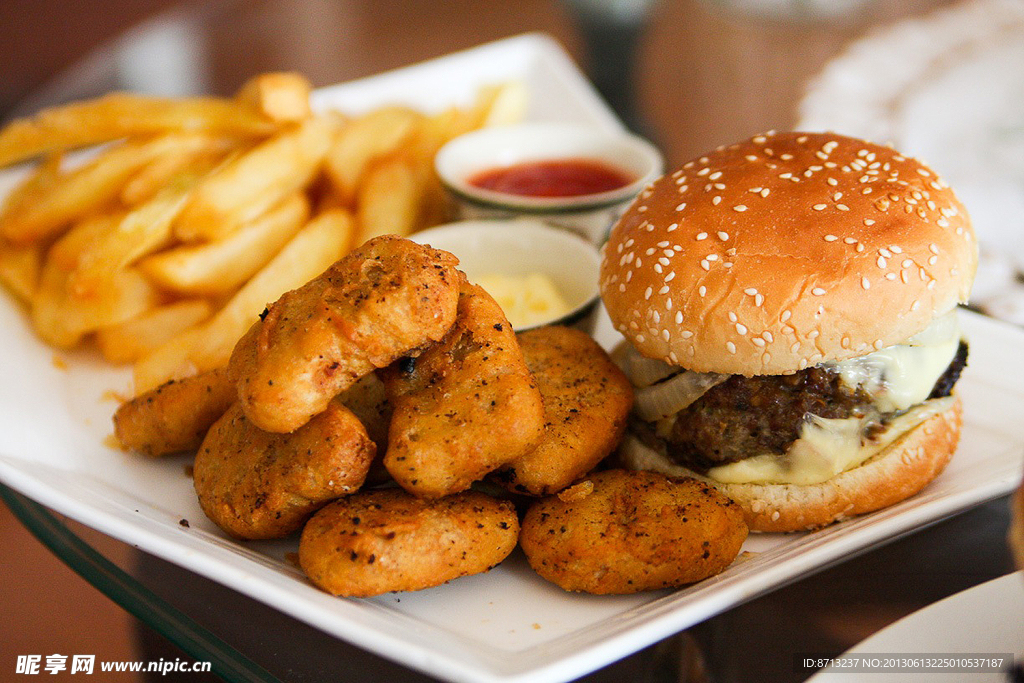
xmin=382 ymin=278 xmax=545 ymax=498
xmin=299 ymin=488 xmax=519 ymax=597
xmin=336 ymin=371 xmax=392 ymax=487
xmin=519 ymin=470 xmax=748 ymax=594
xmin=193 ymin=401 xmax=375 ymax=539
xmin=229 ymin=235 xmax=460 ymax=433
xmin=493 ymin=326 xmax=634 ymax=496
xmin=113 ymin=367 xmax=236 ymax=457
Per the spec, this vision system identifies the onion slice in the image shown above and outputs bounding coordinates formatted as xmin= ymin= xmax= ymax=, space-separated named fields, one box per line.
xmin=634 ymin=370 xmax=728 ymax=422
xmin=616 ymin=344 xmax=679 ymax=388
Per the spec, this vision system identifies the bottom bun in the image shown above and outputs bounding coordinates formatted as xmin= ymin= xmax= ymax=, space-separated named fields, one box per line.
xmin=618 ymin=397 xmax=962 ymax=532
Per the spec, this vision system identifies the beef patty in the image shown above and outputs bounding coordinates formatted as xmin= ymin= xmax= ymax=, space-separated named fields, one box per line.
xmin=666 ymin=341 xmax=968 ymax=473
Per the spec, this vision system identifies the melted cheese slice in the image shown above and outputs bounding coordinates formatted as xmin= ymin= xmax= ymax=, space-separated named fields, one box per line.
xmin=707 ymin=397 xmax=955 ymax=485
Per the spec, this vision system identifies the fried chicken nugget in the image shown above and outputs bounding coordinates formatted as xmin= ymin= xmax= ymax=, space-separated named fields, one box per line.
xmin=230 ymin=235 xmax=460 ymax=433
xmin=113 ymin=367 xmax=236 ymax=457
xmin=519 ymin=469 xmax=748 ymax=594
xmin=193 ymin=401 xmax=374 ymax=539
xmin=381 ymin=278 xmax=545 ymax=498
xmin=492 ymin=326 xmax=634 ymax=496
xmin=299 ymin=488 xmax=518 ymax=597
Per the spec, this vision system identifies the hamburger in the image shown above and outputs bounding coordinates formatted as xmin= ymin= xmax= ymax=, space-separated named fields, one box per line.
xmin=601 ymin=131 xmax=976 ymax=532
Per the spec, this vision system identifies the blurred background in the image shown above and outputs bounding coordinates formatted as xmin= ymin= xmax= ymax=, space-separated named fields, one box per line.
xmin=6 ymin=0 xmax=1017 ymax=681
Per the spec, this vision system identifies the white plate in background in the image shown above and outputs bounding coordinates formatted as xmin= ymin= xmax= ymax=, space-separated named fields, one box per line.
xmin=798 ymin=0 xmax=1024 ymax=325
xmin=807 ymin=572 xmax=1024 ymax=682
xmin=1 ymin=34 xmax=1023 ymax=683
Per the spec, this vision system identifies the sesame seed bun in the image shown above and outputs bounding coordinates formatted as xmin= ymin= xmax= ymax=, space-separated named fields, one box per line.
xmin=618 ymin=397 xmax=962 ymax=532
xmin=600 ymin=131 xmax=977 ymax=376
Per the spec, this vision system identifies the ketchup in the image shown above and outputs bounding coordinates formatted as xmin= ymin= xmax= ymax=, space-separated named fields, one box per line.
xmin=468 ymin=158 xmax=634 ymax=198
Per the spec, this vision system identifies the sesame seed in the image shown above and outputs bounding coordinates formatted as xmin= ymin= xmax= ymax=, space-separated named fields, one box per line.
xmin=665 ymin=271 xmax=676 ymax=282
xmin=706 ymin=254 xmax=719 ymax=261
xmin=675 ymin=203 xmax=687 ymax=211
xmin=929 ymin=243 xmax=939 ymax=254
xmin=879 ymin=248 xmax=892 ymax=258
xmin=752 ymin=337 xmax=765 ymax=347
xmin=636 ymin=334 xmax=645 ymax=343
xmin=696 ymin=232 xmax=708 ymax=240
xmin=699 ymin=286 xmax=707 ymax=297
xmin=791 ymin=342 xmax=801 ymax=353
xmin=837 ymin=204 xmax=850 ymax=211
xmin=824 ymin=234 xmax=838 ymax=241
xmin=928 ymin=255 xmax=938 ymax=265
xmin=812 ymin=287 xmax=826 ymax=296
xmin=675 ymin=312 xmax=684 ymax=324
xmin=718 ymin=231 xmax=730 ymax=241
xmin=712 ymin=196 xmax=722 ymax=205
xmin=755 ymin=293 xmax=764 ymax=307
xmin=736 ymin=323 xmax=747 ymax=335
xmin=697 ymin=167 xmax=710 ymax=177
xmin=813 ymin=204 xmax=827 ymax=211
xmin=862 ymin=277 xmax=870 ymax=289
xmin=666 ymin=298 xmax=673 ymax=309
xmin=726 ymin=341 xmax=737 ymax=354
xmin=709 ymin=171 xmax=722 ymax=180
xmin=781 ymin=310 xmax=792 ymax=322
xmin=659 ymin=285 xmax=670 ymax=294
xmin=700 ymin=260 xmax=710 ymax=271
xmin=886 ymin=273 xmax=897 ymax=280
xmin=644 ymin=287 xmax=652 ymax=300
xmin=760 ymin=188 xmax=770 ymax=197
xmin=744 ymin=288 xmax=758 ymax=295
xmin=733 ymin=205 xmax=748 ymax=212
xmin=652 ymin=310 xmax=660 ymax=323
xmin=844 ymin=237 xmax=858 ymax=244
xmin=618 ymin=284 xmax=626 ymax=292
xmin=728 ymin=311 xmax=738 ymax=322
xmin=662 ymin=329 xmax=671 ymax=341
xmin=877 ymin=256 xmax=887 ymax=268
xmin=890 ymin=245 xmax=902 ymax=253
xmin=827 ymin=178 xmax=838 ymax=186
xmin=763 ymin=331 xmax=773 ymax=342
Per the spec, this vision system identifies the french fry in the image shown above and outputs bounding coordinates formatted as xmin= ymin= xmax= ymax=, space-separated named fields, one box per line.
xmin=0 ymin=93 xmax=278 ymax=169
xmin=96 ymin=299 xmax=213 ymax=364
xmin=174 ymin=115 xmax=337 ymax=241
xmin=0 ymin=239 xmax=43 ymax=304
xmin=355 ymin=153 xmax=426 ymax=241
xmin=47 ymin=212 xmax=123 ymax=273
xmin=478 ymin=80 xmax=529 ymax=127
xmin=134 ymin=208 xmax=353 ymax=391
xmin=0 ymin=153 xmax=62 ymax=218
xmin=120 ymin=137 xmax=235 ymax=206
xmin=68 ymin=166 xmax=215 ymax=299
xmin=0 ymin=133 xmax=212 ymax=245
xmin=323 ymin=106 xmax=423 ymax=206
xmin=31 ymin=260 xmax=160 ymax=349
xmin=140 ymin=192 xmax=310 ymax=295
xmin=235 ymin=72 xmax=313 ymax=123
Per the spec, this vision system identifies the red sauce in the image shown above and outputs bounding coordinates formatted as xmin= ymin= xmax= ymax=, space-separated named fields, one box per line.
xmin=468 ymin=158 xmax=634 ymax=198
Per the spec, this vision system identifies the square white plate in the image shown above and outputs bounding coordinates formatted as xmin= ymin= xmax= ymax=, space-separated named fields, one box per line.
xmin=1 ymin=34 xmax=1022 ymax=683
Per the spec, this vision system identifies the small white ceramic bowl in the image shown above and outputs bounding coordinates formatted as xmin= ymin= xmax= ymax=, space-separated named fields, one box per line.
xmin=410 ymin=218 xmax=601 ymax=333
xmin=434 ymin=122 xmax=663 ymax=244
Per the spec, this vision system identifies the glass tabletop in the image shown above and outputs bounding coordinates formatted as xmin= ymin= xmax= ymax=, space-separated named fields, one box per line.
xmin=4 ymin=1 xmax=1015 ymax=682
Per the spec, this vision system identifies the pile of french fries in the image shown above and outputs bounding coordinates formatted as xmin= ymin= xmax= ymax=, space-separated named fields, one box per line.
xmin=0 ymin=72 xmax=526 ymax=394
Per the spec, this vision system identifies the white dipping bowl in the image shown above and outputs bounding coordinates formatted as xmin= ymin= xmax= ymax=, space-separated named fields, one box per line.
xmin=435 ymin=122 xmax=663 ymax=244
xmin=411 ymin=219 xmax=601 ymax=333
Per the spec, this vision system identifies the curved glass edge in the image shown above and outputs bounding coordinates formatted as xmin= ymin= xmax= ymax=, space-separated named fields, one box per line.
xmin=0 ymin=483 xmax=281 ymax=683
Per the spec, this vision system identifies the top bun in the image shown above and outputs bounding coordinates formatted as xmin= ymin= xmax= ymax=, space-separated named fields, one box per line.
xmin=600 ymin=132 xmax=977 ymax=376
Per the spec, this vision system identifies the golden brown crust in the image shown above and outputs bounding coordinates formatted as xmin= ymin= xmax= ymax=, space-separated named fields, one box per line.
xmin=619 ymin=398 xmax=962 ymax=532
xmin=519 ymin=469 xmax=748 ymax=594
xmin=229 ymin=235 xmax=460 ymax=433
xmin=382 ymin=278 xmax=545 ymax=498
xmin=493 ymin=326 xmax=634 ymax=496
xmin=600 ymin=132 xmax=976 ymax=376
xmin=1010 ymin=480 xmax=1024 ymax=571
xmin=113 ymin=367 xmax=236 ymax=457
xmin=298 ymin=488 xmax=519 ymax=597
xmin=193 ymin=401 xmax=374 ymax=539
